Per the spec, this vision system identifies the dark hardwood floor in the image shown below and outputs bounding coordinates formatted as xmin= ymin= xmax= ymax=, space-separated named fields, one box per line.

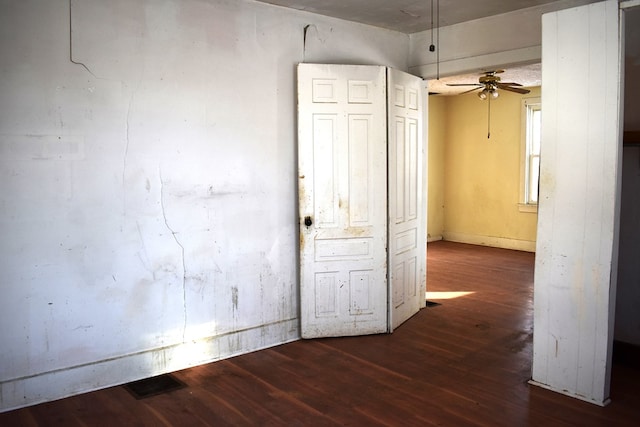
xmin=2 ymin=241 xmax=639 ymax=426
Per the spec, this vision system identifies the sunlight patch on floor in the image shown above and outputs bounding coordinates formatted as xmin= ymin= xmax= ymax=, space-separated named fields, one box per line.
xmin=425 ymin=291 xmax=475 ymax=300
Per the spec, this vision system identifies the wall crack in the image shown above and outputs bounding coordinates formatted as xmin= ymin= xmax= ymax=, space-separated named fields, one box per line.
xmin=302 ymin=24 xmax=325 ymax=61
xmin=159 ymin=168 xmax=188 ymax=343
xmin=69 ymin=0 xmax=101 ymax=78
xmin=122 ymin=92 xmax=134 ymax=186
xmin=122 ymin=69 xmax=144 ymax=194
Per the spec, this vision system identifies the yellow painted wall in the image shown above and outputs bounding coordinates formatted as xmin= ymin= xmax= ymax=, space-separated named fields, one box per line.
xmin=427 ymin=96 xmax=446 ymax=240
xmin=427 ymin=87 xmax=540 ymax=251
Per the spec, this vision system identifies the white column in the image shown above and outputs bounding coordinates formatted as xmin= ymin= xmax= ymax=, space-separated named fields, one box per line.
xmin=531 ymin=0 xmax=623 ymax=406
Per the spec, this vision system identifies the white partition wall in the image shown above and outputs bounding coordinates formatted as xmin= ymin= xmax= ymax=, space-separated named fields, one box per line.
xmin=531 ymin=0 xmax=623 ymax=406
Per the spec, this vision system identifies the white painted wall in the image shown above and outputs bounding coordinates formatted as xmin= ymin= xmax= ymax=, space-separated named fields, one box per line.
xmin=0 ymin=0 xmax=409 ymax=412
xmin=531 ymin=0 xmax=622 ymax=406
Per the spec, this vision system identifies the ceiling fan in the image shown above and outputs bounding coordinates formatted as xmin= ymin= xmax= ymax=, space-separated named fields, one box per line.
xmin=447 ymin=70 xmax=531 ymax=99
xmin=446 ymin=70 xmax=531 ymax=139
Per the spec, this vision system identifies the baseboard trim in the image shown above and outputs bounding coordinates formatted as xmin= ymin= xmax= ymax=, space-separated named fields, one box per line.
xmin=0 ymin=318 xmax=299 ymax=413
xmin=443 ymin=231 xmax=536 ymax=252
xmin=427 ymin=235 xmax=443 ymax=243
xmin=528 ymin=380 xmax=610 ymax=407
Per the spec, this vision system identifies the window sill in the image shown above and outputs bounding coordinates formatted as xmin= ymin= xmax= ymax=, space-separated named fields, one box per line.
xmin=518 ymin=203 xmax=538 ymax=213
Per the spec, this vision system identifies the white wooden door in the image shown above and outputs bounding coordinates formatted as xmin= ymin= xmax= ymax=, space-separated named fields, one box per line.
xmin=298 ymin=64 xmax=388 ymax=338
xmin=387 ymin=68 xmax=426 ymax=331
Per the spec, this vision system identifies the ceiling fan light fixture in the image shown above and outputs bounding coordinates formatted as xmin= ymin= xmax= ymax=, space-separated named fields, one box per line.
xmin=478 ymin=87 xmax=499 ymax=101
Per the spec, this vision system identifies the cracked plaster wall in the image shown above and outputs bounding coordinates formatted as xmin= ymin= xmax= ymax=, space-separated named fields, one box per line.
xmin=0 ymin=0 xmax=409 ymax=411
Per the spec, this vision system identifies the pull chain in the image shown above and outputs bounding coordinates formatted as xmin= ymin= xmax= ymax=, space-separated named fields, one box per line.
xmin=430 ymin=0 xmax=434 ymax=48
xmin=429 ymin=0 xmax=440 ymax=79
xmin=487 ymin=96 xmax=491 ymax=139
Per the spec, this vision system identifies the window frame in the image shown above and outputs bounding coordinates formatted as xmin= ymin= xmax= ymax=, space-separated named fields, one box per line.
xmin=519 ymin=97 xmax=541 ymax=213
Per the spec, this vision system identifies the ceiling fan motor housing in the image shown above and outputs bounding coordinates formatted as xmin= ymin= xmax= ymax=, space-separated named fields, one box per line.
xmin=479 ymin=74 xmax=500 ymax=85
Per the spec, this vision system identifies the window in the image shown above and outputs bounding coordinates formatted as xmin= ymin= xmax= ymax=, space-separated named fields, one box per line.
xmin=519 ymin=97 xmax=541 ymax=212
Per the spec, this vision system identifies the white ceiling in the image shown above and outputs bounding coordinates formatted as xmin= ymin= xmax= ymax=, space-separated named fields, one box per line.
xmin=254 ymin=0 xmax=556 ymax=94
xmin=254 ymin=0 xmax=572 ymax=33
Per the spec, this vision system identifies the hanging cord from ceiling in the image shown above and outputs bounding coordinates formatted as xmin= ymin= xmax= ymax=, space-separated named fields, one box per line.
xmin=428 ymin=0 xmax=440 ymax=79
xmin=436 ymin=0 xmax=440 ymax=79
xmin=429 ymin=0 xmax=434 ymax=51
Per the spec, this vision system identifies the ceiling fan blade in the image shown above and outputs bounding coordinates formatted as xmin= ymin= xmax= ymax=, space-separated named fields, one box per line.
xmin=497 ymin=84 xmax=530 ymax=94
xmin=446 ymin=83 xmax=482 ymax=87
xmin=498 ymin=82 xmax=523 ymax=86
xmin=459 ymin=86 xmax=482 ymax=95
